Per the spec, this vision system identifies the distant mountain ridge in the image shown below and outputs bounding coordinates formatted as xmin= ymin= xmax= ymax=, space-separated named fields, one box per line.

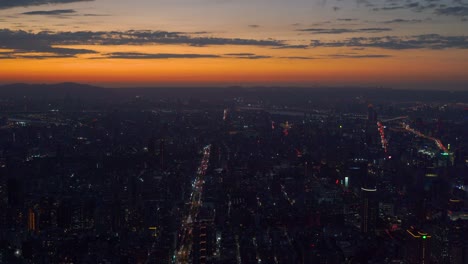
xmin=0 ymin=83 xmax=467 ymax=103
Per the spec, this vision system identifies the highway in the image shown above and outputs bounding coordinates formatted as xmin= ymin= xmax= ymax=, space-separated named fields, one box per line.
xmin=174 ymin=144 xmax=212 ymax=264
xmin=402 ymin=123 xmax=448 ymax=153
xmin=377 ymin=122 xmax=389 ymax=153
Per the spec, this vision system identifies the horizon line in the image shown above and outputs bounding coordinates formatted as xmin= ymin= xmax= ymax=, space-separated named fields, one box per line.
xmin=1 ymin=82 xmax=467 ymax=92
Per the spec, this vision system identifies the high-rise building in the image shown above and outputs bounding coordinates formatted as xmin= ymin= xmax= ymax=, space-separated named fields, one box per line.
xmin=449 ymin=220 xmax=465 ymax=264
xmin=447 ymin=201 xmax=468 ymax=264
xmin=360 ymin=162 xmax=378 ymax=234
xmin=147 ymin=136 xmax=156 ymax=156
xmin=160 ymin=139 xmax=165 ymax=170
xmin=193 ymin=207 xmax=215 ymax=264
xmin=360 ymin=187 xmax=378 ymax=234
xmin=431 ymin=220 xmax=450 ymax=263
xmin=367 ymin=104 xmax=378 ymax=123
xmin=28 ymin=208 xmax=36 ymax=232
xmin=7 ymin=178 xmax=22 ymax=207
xmin=406 ymin=226 xmax=431 ymax=264
xmin=0 ymin=169 xmax=7 ymax=230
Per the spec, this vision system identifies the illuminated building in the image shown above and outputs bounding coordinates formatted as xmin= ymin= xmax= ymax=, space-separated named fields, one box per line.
xmin=28 ymin=208 xmax=36 ymax=232
xmin=346 ymin=158 xmax=368 ymax=193
xmin=223 ymin=109 xmax=229 ymax=121
xmin=405 ymin=227 xmax=431 ymax=264
xmin=438 ymin=151 xmax=455 ymax=167
xmin=416 ymin=168 xmax=439 ymax=224
xmin=360 ymin=187 xmax=378 ymax=234
xmin=360 ymin=162 xmax=379 ymax=234
xmin=193 ymin=208 xmax=215 ymax=264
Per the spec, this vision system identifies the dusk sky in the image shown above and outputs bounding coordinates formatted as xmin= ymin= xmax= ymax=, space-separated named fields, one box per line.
xmin=1 ymin=0 xmax=467 ymax=89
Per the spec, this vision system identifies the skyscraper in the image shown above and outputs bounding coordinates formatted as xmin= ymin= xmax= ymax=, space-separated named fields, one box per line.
xmin=360 ymin=187 xmax=378 ymax=234
xmin=367 ymin=104 xmax=378 ymax=123
xmin=28 ymin=208 xmax=36 ymax=232
xmin=406 ymin=226 xmax=431 ymax=264
xmin=0 ymin=169 xmax=6 ymax=231
xmin=360 ymin=162 xmax=378 ymax=234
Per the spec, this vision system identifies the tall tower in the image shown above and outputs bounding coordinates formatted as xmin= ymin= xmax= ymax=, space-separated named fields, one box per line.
xmin=366 ymin=104 xmax=379 ymax=146
xmin=360 ymin=187 xmax=378 ymax=234
xmin=28 ymin=208 xmax=36 ymax=232
xmin=406 ymin=227 xmax=431 ymax=264
xmin=367 ymin=104 xmax=378 ymax=123
xmin=360 ymin=162 xmax=378 ymax=234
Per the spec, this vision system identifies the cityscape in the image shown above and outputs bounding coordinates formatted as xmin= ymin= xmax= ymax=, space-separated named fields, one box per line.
xmin=0 ymin=85 xmax=466 ymax=263
xmin=1 ymin=0 xmax=468 ymax=263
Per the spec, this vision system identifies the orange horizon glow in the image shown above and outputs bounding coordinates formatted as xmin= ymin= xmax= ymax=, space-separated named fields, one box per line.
xmin=1 ymin=0 xmax=468 ymax=89
xmin=1 ymin=48 xmax=467 ymax=89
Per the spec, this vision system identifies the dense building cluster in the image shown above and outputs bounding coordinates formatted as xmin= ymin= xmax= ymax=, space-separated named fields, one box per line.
xmin=0 ymin=86 xmax=467 ymax=264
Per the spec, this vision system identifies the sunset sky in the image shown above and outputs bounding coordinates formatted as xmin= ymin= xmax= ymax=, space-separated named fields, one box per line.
xmin=0 ymin=0 xmax=467 ymax=89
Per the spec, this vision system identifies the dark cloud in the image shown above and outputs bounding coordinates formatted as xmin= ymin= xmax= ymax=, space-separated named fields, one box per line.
xmin=82 ymin=13 xmax=110 ymax=17
xmin=327 ymin=53 xmax=392 ymax=58
xmin=0 ymin=52 xmax=14 ymax=59
xmin=239 ymin=55 xmax=271 ymax=59
xmin=298 ymin=27 xmax=392 ymax=34
xmin=99 ymin=52 xmax=274 ymax=60
xmin=279 ymin=56 xmax=314 ymax=60
xmin=382 ymin=18 xmax=425 ymax=23
xmin=0 ymin=0 xmax=92 ymax=9
xmin=21 ymin=9 xmax=76 ymax=15
xmin=102 ymin=52 xmax=221 ymax=59
xmin=0 ymin=51 xmax=78 ymax=59
xmin=337 ymin=18 xmax=359 ymax=21
xmin=17 ymin=54 xmax=77 ymax=59
xmin=0 ymin=29 xmax=97 ymax=57
xmin=311 ymin=34 xmax=468 ymax=50
xmin=0 ymin=28 xmax=289 ymax=59
xmin=435 ymin=6 xmax=468 ymax=17
xmin=369 ymin=0 xmax=468 ymax=18
xmin=0 ymin=28 xmax=315 ymax=59
xmin=0 ymin=29 xmax=285 ymax=47
xmin=273 ymin=44 xmax=309 ymax=49
xmin=224 ymin=53 xmax=272 ymax=59
xmin=372 ymin=1 xmax=436 ymax=12
xmin=224 ymin=53 xmax=256 ymax=56
xmin=374 ymin=6 xmax=406 ymax=11
xmin=355 ymin=0 xmax=373 ymax=7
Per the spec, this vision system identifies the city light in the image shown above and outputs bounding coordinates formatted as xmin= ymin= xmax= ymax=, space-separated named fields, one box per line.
xmin=0 ymin=80 xmax=463 ymax=264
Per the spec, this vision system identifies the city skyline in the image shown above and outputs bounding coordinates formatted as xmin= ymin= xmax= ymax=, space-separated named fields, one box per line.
xmin=1 ymin=0 xmax=468 ymax=89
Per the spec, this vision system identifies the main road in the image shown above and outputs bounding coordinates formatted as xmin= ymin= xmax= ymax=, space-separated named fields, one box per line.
xmin=174 ymin=144 xmax=212 ymax=263
xmin=402 ymin=123 xmax=448 ymax=153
